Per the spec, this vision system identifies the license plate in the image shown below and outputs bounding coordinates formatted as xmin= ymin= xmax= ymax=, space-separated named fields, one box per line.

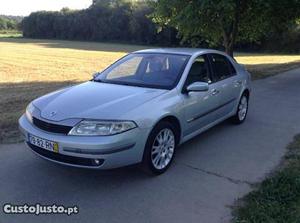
xmin=28 ymin=134 xmax=59 ymax=153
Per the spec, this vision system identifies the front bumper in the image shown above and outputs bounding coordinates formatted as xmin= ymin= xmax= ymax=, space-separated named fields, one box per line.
xmin=19 ymin=115 xmax=150 ymax=169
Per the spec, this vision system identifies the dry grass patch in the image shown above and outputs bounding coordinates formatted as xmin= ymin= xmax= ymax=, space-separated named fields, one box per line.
xmin=235 ymin=53 xmax=300 ymax=79
xmin=0 ymin=38 xmax=146 ymax=83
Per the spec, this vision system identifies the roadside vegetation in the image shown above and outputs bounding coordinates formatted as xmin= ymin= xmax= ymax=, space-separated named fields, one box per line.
xmin=233 ymin=134 xmax=300 ymax=223
xmin=1 ymin=38 xmax=300 ymax=143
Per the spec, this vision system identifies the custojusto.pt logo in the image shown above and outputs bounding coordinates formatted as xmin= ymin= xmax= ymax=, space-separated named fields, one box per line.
xmin=3 ymin=203 xmax=79 ymax=216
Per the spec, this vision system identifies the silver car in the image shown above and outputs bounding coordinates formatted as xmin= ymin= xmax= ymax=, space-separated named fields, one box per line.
xmin=19 ymin=48 xmax=251 ymax=174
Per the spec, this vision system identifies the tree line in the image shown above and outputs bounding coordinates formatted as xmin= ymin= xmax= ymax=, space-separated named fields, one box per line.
xmin=22 ymin=1 xmax=179 ymax=46
xmin=21 ymin=0 xmax=300 ymax=54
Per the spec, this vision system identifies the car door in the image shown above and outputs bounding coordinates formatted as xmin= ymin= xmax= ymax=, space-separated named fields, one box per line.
xmin=208 ymin=53 xmax=242 ymax=118
xmin=182 ymin=55 xmax=222 ymax=136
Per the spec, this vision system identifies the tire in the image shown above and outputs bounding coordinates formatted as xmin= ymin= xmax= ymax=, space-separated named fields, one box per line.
xmin=142 ymin=121 xmax=178 ymax=175
xmin=231 ymin=93 xmax=249 ymax=124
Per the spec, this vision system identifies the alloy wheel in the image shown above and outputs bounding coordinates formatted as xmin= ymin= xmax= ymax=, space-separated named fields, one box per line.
xmin=151 ymin=128 xmax=175 ymax=170
xmin=238 ymin=96 xmax=248 ymax=121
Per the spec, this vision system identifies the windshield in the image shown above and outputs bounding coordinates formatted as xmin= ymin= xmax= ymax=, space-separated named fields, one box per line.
xmin=95 ymin=53 xmax=190 ymax=89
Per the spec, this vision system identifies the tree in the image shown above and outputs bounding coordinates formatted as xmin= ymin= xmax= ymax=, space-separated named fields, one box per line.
xmin=152 ymin=0 xmax=300 ymax=57
xmin=0 ymin=18 xmax=8 ymax=30
xmin=0 ymin=16 xmax=19 ymax=30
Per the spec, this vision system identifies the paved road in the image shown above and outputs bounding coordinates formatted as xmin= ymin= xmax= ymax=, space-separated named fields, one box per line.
xmin=1 ymin=68 xmax=300 ymax=223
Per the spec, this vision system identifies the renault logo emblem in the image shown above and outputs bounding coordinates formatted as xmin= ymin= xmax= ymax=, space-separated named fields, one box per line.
xmin=50 ymin=111 xmax=57 ymax=117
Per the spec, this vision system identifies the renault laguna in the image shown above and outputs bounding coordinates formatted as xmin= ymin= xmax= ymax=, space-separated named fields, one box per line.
xmin=19 ymin=48 xmax=251 ymax=174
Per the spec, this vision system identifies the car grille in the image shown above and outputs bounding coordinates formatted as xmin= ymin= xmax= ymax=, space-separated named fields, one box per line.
xmin=32 ymin=117 xmax=73 ymax=134
xmin=27 ymin=143 xmax=104 ymax=167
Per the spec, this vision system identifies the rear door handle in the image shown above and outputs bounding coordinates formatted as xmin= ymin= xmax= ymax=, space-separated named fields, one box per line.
xmin=211 ymin=89 xmax=220 ymax=96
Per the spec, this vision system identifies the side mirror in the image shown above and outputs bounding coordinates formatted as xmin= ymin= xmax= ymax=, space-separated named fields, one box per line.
xmin=186 ymin=82 xmax=209 ymax=92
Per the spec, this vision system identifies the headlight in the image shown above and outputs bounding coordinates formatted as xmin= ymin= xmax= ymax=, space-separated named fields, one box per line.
xmin=26 ymin=103 xmax=35 ymax=123
xmin=68 ymin=120 xmax=137 ymax=136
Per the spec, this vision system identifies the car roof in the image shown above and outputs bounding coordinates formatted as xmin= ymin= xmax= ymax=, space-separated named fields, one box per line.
xmin=133 ymin=48 xmax=225 ymax=56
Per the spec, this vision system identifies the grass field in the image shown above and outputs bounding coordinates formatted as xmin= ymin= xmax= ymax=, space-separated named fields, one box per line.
xmin=1 ymin=37 xmax=300 ymax=143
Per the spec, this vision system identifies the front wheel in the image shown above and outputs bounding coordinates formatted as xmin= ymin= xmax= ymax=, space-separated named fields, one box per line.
xmin=231 ymin=93 xmax=249 ymax=124
xmin=142 ymin=122 xmax=177 ymax=175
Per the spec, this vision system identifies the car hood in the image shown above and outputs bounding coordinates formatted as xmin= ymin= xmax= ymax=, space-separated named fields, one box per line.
xmin=34 ymin=81 xmax=167 ymax=122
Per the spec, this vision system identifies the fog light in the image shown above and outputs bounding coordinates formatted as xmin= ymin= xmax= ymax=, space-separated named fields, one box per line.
xmin=94 ymin=159 xmax=101 ymax=165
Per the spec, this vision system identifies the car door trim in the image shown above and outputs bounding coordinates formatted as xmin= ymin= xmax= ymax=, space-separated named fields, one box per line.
xmin=187 ymin=98 xmax=237 ymax=123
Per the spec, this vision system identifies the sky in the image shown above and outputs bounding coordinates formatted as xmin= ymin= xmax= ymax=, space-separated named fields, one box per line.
xmin=0 ymin=0 xmax=92 ymax=16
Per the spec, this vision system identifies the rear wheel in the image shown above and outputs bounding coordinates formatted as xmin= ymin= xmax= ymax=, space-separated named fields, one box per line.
xmin=142 ymin=122 xmax=177 ymax=175
xmin=231 ymin=93 xmax=249 ymax=124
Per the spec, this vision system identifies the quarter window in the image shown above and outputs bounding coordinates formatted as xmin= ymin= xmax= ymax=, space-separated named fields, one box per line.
xmin=210 ymin=54 xmax=236 ymax=81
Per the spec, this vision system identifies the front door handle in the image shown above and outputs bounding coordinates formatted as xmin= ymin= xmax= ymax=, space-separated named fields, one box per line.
xmin=234 ymin=80 xmax=242 ymax=86
xmin=211 ymin=89 xmax=220 ymax=96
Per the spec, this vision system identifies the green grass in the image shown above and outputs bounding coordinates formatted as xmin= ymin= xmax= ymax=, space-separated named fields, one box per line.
xmin=0 ymin=30 xmax=22 ymax=38
xmin=233 ymin=135 xmax=300 ymax=223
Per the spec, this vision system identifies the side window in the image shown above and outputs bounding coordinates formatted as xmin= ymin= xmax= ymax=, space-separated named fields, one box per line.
xmin=210 ymin=54 xmax=235 ymax=81
xmin=185 ymin=55 xmax=211 ymax=87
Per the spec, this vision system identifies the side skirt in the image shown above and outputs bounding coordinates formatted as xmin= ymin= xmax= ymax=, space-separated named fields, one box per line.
xmin=179 ymin=111 xmax=235 ymax=145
